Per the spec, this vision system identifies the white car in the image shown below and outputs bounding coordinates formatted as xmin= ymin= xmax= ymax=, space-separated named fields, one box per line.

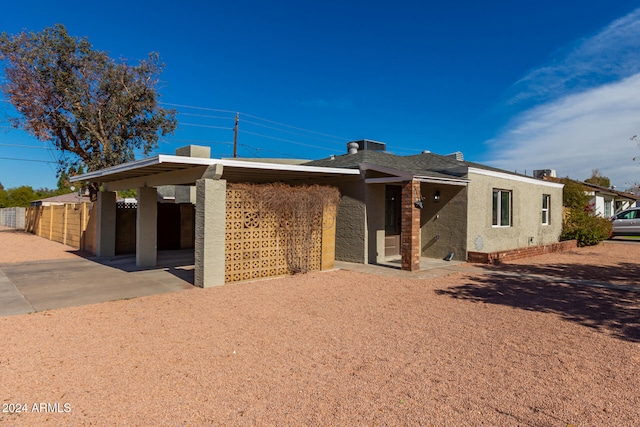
xmin=611 ymin=208 xmax=640 ymax=236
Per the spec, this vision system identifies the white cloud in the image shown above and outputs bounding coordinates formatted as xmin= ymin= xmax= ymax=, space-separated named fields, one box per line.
xmin=509 ymin=8 xmax=640 ymax=104
xmin=487 ymin=73 xmax=640 ymax=189
xmin=486 ymin=8 xmax=640 ymax=190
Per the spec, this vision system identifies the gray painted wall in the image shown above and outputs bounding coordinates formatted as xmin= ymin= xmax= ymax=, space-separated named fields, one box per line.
xmin=334 ymin=180 xmax=368 ymax=263
xmin=420 ymin=184 xmax=468 ymax=261
xmin=0 ymin=207 xmax=26 ymax=229
xmin=365 ymin=184 xmax=385 ymax=264
xmin=466 ymin=170 xmax=563 ymax=253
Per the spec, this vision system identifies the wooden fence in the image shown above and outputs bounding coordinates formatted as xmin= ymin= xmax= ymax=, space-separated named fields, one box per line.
xmin=25 ymin=203 xmax=95 ymax=251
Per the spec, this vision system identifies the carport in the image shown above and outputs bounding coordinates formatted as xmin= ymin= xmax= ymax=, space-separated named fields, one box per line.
xmin=71 ymin=146 xmax=360 ymax=287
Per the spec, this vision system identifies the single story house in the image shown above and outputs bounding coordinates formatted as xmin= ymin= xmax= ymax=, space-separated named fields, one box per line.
xmin=577 ymin=181 xmax=637 ymax=217
xmin=71 ymin=141 xmax=564 ymax=286
xmin=535 ymin=170 xmax=639 ymax=217
xmin=305 ymin=140 xmax=564 ymax=268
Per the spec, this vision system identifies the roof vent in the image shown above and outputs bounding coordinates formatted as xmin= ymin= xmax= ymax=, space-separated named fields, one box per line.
xmin=533 ymin=169 xmax=557 ymax=179
xmin=347 ymin=142 xmax=359 ymax=154
xmin=445 ymin=151 xmax=464 ymax=161
xmin=347 ymin=139 xmax=386 ymax=154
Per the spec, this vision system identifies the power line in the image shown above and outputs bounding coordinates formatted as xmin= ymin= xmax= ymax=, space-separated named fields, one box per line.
xmin=0 ymin=143 xmax=51 ymax=149
xmin=160 ymin=103 xmax=236 ymax=115
xmin=180 ymin=122 xmax=234 ymax=131
xmin=175 ymin=112 xmax=235 ymax=121
xmin=163 ymin=138 xmax=234 ymax=146
xmin=240 ymin=112 xmax=351 ymax=141
xmin=238 ymin=129 xmax=335 ymax=152
xmin=160 ymin=101 xmax=352 ymax=142
xmin=0 ymin=156 xmax=56 ymax=163
xmin=240 ymin=119 xmax=344 ymax=146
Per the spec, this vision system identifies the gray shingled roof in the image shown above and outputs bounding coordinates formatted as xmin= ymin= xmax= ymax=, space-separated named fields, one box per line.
xmin=305 ymin=150 xmax=532 ymax=181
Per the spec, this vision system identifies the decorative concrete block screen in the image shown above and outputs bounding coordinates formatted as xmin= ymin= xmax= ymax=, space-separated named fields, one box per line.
xmin=224 ymin=185 xmax=338 ymax=283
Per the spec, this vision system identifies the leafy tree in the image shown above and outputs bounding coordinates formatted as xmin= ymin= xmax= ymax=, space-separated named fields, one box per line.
xmin=56 ymin=170 xmax=72 ymax=192
xmin=0 ymin=24 xmax=177 ymax=200
xmin=117 ymin=189 xmax=137 ymax=199
xmin=584 ymin=169 xmax=611 ymax=188
xmin=562 ymin=177 xmax=590 ymax=210
xmin=0 ymin=185 xmax=7 ymax=208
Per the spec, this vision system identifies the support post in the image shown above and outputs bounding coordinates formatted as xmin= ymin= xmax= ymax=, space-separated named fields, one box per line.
xmin=401 ymin=180 xmax=421 ymax=271
xmin=194 ymin=179 xmax=226 ymax=287
xmin=96 ymin=191 xmax=116 ymax=257
xmin=136 ymin=187 xmax=158 ymax=267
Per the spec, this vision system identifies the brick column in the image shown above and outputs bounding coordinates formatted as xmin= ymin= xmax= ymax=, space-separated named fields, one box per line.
xmin=401 ymin=180 xmax=421 ymax=271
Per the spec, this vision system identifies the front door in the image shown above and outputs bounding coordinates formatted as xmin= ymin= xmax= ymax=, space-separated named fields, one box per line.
xmin=385 ymin=186 xmax=402 ymax=257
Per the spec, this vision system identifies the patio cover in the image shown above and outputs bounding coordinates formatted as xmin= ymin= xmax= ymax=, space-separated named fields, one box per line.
xmin=71 ymin=155 xmax=361 ymax=190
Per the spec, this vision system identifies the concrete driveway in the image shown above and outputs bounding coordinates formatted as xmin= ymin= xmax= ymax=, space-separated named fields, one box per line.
xmin=0 ymin=251 xmax=195 ymax=316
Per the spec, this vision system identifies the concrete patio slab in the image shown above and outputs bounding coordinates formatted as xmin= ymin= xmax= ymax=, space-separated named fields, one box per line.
xmin=0 ymin=251 xmax=195 ymax=316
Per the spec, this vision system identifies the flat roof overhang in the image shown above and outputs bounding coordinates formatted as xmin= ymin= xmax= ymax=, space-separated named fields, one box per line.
xmin=70 ymin=155 xmax=361 ymax=191
xmin=360 ymin=163 xmax=469 ymax=186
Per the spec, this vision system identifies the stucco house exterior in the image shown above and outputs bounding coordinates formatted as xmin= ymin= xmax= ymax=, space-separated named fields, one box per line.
xmin=71 ymin=141 xmax=565 ymax=284
xmin=578 ymin=181 xmax=637 ymax=217
xmin=535 ymin=171 xmax=639 ymax=217
xmin=306 ymin=140 xmax=565 ymax=268
xmin=71 ymin=145 xmax=359 ymax=287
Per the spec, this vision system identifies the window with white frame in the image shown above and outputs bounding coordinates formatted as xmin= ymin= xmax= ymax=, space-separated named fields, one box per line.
xmin=492 ymin=189 xmax=512 ymax=227
xmin=542 ymin=194 xmax=550 ymax=225
xmin=604 ymin=200 xmax=612 ymax=217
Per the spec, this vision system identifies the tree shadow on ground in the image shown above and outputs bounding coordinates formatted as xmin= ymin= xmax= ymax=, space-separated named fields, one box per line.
xmin=436 ymin=262 xmax=640 ymax=343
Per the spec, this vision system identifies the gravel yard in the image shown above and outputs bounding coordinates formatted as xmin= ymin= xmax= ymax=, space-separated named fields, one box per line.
xmin=1 ymin=229 xmax=638 ymax=426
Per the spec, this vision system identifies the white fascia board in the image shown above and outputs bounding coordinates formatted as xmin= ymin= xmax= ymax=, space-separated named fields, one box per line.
xmin=414 ymin=176 xmax=469 ymax=186
xmin=215 ymin=158 xmax=360 ymax=175
xmin=468 ymin=167 xmax=564 ymax=188
xmin=70 ymin=155 xmax=170 ymax=182
xmin=71 ymin=155 xmax=360 ymax=183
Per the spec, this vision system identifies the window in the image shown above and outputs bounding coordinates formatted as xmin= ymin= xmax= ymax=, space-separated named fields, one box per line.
xmin=604 ymin=200 xmax=612 ymax=218
xmin=616 ymin=209 xmax=638 ymax=220
xmin=492 ymin=189 xmax=511 ymax=226
xmin=542 ymin=194 xmax=550 ymax=225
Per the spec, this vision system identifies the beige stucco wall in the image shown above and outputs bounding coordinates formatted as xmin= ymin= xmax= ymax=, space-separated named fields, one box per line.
xmin=466 ymin=169 xmax=563 ymax=254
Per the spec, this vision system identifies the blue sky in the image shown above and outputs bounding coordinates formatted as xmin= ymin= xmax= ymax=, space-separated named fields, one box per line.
xmin=2 ymin=1 xmax=640 ymax=190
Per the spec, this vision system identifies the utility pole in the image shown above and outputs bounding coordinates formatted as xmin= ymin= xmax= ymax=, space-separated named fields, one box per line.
xmin=233 ymin=112 xmax=239 ymax=158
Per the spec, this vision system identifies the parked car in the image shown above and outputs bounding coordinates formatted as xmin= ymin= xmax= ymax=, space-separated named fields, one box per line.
xmin=610 ymin=207 xmax=640 ymax=236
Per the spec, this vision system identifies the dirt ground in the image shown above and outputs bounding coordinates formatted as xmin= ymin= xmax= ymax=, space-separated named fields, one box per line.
xmin=1 ymin=229 xmax=639 ymax=426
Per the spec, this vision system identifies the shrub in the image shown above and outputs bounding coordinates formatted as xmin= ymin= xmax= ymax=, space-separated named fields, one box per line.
xmin=561 ymin=208 xmax=612 ymax=247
